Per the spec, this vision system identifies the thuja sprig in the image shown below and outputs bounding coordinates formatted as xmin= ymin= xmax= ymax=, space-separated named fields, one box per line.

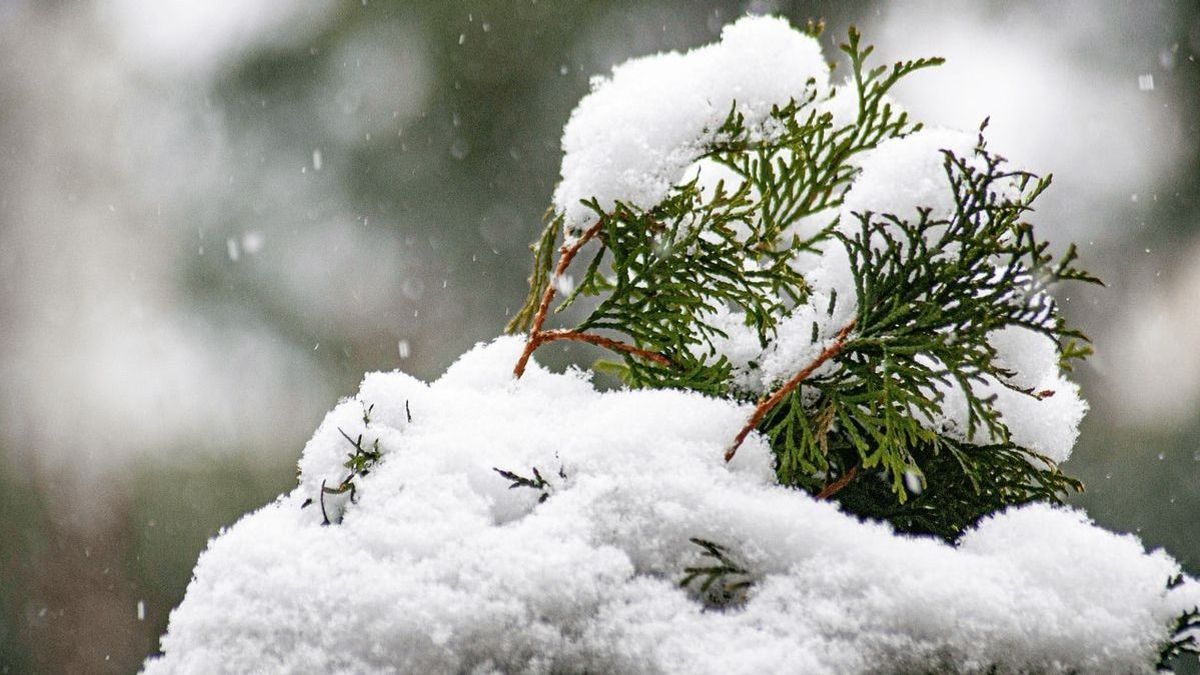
xmin=679 ymin=538 xmax=755 ymax=610
xmin=508 ymin=26 xmax=932 ymax=394
xmin=511 ymin=25 xmax=1098 ymax=540
xmin=727 ymin=319 xmax=857 ymax=461
xmin=835 ymin=440 xmax=1083 ymax=540
xmin=312 ymin=429 xmax=383 ymax=525
xmin=302 ymin=400 xmax=392 ymax=525
xmin=568 ymin=182 xmax=806 ymax=394
xmin=706 ymin=26 xmax=939 ymax=254
xmin=493 ymin=464 xmax=567 ymax=504
xmin=508 ymin=215 xmax=678 ymax=379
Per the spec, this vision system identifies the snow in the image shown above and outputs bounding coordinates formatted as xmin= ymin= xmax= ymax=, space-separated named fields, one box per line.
xmin=147 ymin=338 xmax=1197 ymax=673
xmin=964 ymin=327 xmax=1087 ymax=463
xmin=554 ymin=16 xmax=829 ymax=229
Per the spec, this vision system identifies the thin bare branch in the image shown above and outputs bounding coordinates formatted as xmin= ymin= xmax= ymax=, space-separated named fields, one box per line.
xmin=540 ymin=329 xmax=673 ymax=366
xmin=725 ymin=319 xmax=856 ymax=462
xmin=816 ymin=464 xmax=860 ymax=500
xmin=513 ymin=220 xmax=604 ymax=378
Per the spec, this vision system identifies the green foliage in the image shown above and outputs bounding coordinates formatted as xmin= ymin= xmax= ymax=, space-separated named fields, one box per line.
xmin=336 ymin=428 xmax=383 ymax=488
xmin=834 ymin=440 xmax=1083 ymax=541
xmin=511 ymin=27 xmax=938 ymax=395
xmin=506 ymin=213 xmax=562 ymax=334
xmin=767 ymin=129 xmax=1100 ymax=502
xmin=570 ymin=183 xmax=806 ymax=395
xmin=1058 ymin=337 xmax=1094 ymax=373
xmin=302 ymin=400 xmax=388 ymax=525
xmin=701 ymin=26 xmax=941 ymax=253
xmin=679 ymin=538 xmax=754 ymax=610
xmin=492 ymin=464 xmax=566 ymax=504
xmin=512 ymin=27 xmax=1098 ymax=541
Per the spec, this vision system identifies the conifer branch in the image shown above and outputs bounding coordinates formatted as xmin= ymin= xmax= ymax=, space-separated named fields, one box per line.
xmin=680 ymin=538 xmax=754 ymax=609
xmin=726 ymin=319 xmax=857 ymax=462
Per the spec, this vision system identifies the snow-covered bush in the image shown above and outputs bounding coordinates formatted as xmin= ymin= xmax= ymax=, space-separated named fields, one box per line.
xmin=146 ymin=16 xmax=1200 ymax=674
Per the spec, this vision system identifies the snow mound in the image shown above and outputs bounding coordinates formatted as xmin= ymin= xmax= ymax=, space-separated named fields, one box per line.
xmin=146 ymin=338 xmax=1197 ymax=674
xmin=553 ymin=15 xmax=828 ymax=228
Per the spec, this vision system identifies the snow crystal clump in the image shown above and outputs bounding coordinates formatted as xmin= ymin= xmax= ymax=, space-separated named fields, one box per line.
xmin=554 ymin=15 xmax=829 ymax=228
xmin=933 ymin=326 xmax=1088 ymax=463
xmin=840 ymin=127 xmax=980 ymax=223
xmin=146 ymin=338 xmax=1196 ymax=674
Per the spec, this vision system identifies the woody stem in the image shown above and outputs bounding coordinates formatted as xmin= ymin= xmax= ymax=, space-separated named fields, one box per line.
xmin=513 ymin=220 xmax=602 ymax=378
xmin=725 ymin=319 xmax=856 ymax=462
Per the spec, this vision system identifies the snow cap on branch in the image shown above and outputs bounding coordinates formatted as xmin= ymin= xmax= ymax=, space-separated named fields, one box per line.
xmin=839 ymin=127 xmax=980 ymax=223
xmin=147 ymin=339 xmax=1196 ymax=673
xmin=554 ymin=15 xmax=828 ymax=228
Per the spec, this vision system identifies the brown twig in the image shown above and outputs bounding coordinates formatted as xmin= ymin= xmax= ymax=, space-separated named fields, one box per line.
xmin=513 ymin=219 xmax=672 ymax=378
xmin=815 ymin=464 xmax=859 ymax=500
xmin=540 ymin=329 xmax=673 ymax=366
xmin=513 ymin=220 xmax=604 ymax=378
xmin=724 ymin=319 xmax=857 ymax=462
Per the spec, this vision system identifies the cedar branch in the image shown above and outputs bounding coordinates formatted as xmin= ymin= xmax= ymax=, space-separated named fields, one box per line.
xmin=513 ymin=220 xmax=603 ymax=378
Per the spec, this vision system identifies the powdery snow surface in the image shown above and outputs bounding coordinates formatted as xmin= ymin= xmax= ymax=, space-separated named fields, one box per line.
xmin=146 ymin=338 xmax=1196 ymax=674
xmin=553 ymin=15 xmax=828 ymax=228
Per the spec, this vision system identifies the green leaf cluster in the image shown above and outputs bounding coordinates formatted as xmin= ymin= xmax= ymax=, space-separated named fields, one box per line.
xmin=492 ymin=464 xmax=566 ymax=504
xmin=301 ymin=400 xmax=389 ymax=525
xmin=679 ymin=538 xmax=755 ymax=610
xmin=512 ymin=28 xmax=935 ymax=394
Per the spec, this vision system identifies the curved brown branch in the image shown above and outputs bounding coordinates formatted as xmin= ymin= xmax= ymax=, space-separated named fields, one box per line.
xmin=725 ymin=319 xmax=856 ymax=462
xmin=540 ymin=329 xmax=673 ymax=366
xmin=815 ymin=464 xmax=859 ymax=500
xmin=514 ymin=220 xmax=609 ymax=378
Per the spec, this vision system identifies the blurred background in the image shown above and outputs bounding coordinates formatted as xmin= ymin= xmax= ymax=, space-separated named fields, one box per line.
xmin=0 ymin=1 xmax=1197 ymax=672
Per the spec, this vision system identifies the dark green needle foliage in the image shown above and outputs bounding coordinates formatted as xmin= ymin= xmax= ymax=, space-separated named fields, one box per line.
xmin=832 ymin=440 xmax=1083 ymax=541
xmin=509 ymin=27 xmax=936 ymax=396
xmin=492 ymin=465 xmax=566 ymax=504
xmin=763 ymin=129 xmax=1100 ymax=537
xmin=510 ymin=27 xmax=1099 ymax=541
xmin=679 ymin=538 xmax=755 ymax=610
